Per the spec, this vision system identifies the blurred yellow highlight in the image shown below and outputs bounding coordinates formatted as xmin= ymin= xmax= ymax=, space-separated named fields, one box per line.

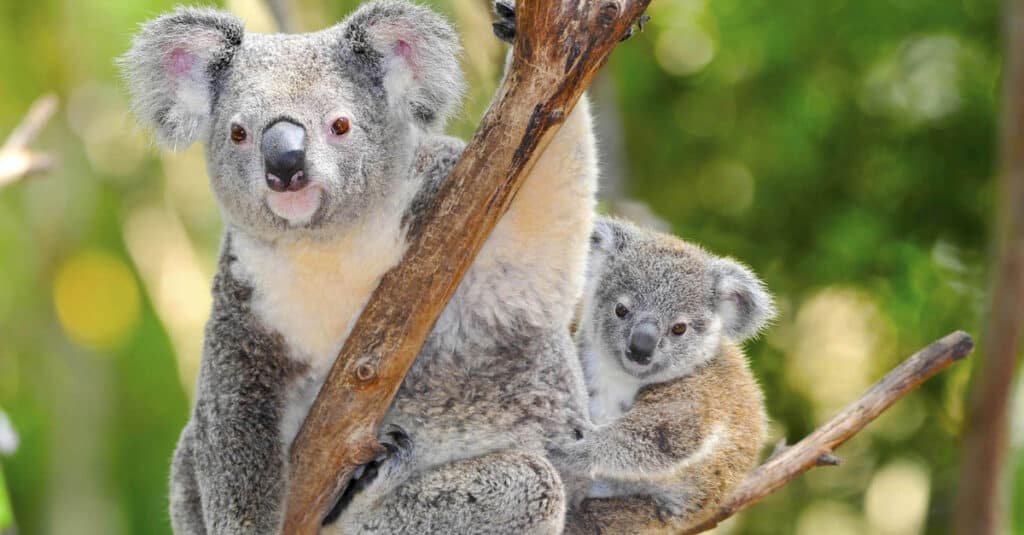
xmin=53 ymin=251 xmax=141 ymax=351
xmin=864 ymin=458 xmax=931 ymax=535
xmin=795 ymin=500 xmax=865 ymax=535
xmin=124 ymin=202 xmax=213 ymax=396
xmin=649 ymin=0 xmax=717 ymax=76
xmin=786 ymin=287 xmax=891 ymax=420
xmin=226 ymin=0 xmax=280 ymax=33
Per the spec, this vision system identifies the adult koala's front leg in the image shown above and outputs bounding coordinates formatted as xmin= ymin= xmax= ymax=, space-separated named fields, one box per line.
xmin=172 ymin=252 xmax=305 ymax=534
xmin=120 ymin=11 xmax=307 ymax=533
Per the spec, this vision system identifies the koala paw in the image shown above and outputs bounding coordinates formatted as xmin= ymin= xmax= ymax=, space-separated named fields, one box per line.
xmin=322 ymin=424 xmax=415 ymax=526
xmin=379 ymin=424 xmax=413 ymax=459
xmin=547 ymin=437 xmax=593 ymax=478
xmin=492 ymin=0 xmax=516 ymax=44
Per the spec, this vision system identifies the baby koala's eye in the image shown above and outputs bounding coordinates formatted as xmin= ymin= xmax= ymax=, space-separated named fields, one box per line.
xmin=615 ymin=303 xmax=629 ymax=318
xmin=230 ymin=124 xmax=247 ymax=143
xmin=331 ymin=117 xmax=351 ymax=136
xmin=671 ymin=322 xmax=687 ymax=336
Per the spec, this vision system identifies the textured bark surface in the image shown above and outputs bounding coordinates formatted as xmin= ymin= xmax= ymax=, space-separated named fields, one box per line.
xmin=954 ymin=1 xmax=1024 ymax=531
xmin=281 ymin=1 xmax=651 ymax=532
xmin=684 ymin=331 xmax=974 ymax=534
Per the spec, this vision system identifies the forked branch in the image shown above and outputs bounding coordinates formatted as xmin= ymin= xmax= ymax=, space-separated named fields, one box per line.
xmin=683 ymin=330 xmax=974 ymax=534
xmin=281 ymin=0 xmax=651 ymax=532
xmin=0 ymin=94 xmax=58 ymax=188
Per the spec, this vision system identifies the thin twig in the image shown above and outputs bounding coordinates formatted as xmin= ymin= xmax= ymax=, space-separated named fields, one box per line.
xmin=683 ymin=330 xmax=974 ymax=534
xmin=0 ymin=94 xmax=58 ymax=188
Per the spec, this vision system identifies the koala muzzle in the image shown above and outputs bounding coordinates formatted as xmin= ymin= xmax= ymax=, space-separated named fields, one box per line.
xmin=262 ymin=119 xmax=308 ymax=192
xmin=626 ymin=323 xmax=659 ymax=365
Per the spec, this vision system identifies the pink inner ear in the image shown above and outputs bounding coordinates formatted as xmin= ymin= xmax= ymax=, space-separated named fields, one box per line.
xmin=166 ymin=47 xmax=195 ymax=77
xmin=394 ymin=39 xmax=413 ymax=64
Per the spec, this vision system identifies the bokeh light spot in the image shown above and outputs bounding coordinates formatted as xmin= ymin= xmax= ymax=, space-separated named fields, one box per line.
xmin=864 ymin=458 xmax=931 ymax=535
xmin=785 ymin=287 xmax=891 ymax=420
xmin=796 ymin=500 xmax=865 ymax=535
xmin=53 ymin=251 xmax=140 ymax=351
xmin=656 ymin=24 xmax=716 ymax=76
xmin=860 ymin=34 xmax=968 ymax=125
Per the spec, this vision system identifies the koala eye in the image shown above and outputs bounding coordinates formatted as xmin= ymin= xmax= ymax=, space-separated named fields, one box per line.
xmin=331 ymin=117 xmax=351 ymax=136
xmin=671 ymin=322 xmax=687 ymax=336
xmin=615 ymin=303 xmax=629 ymax=318
xmin=230 ymin=124 xmax=247 ymax=144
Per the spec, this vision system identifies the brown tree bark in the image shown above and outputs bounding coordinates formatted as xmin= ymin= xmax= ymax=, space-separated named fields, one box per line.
xmin=281 ymin=1 xmax=651 ymax=532
xmin=954 ymin=0 xmax=1024 ymax=532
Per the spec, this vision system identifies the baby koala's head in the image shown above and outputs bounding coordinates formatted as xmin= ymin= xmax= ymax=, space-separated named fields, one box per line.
xmin=582 ymin=217 xmax=776 ymax=383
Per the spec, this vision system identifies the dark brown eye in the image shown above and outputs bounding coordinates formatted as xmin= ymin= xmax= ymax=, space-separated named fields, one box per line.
xmin=615 ymin=303 xmax=629 ymax=318
xmin=230 ymin=124 xmax=247 ymax=143
xmin=331 ymin=117 xmax=350 ymax=136
xmin=671 ymin=322 xmax=687 ymax=336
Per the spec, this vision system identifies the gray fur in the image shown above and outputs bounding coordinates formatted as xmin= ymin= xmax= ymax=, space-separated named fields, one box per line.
xmin=121 ymin=1 xmax=595 ymax=533
xmin=121 ymin=1 xmax=465 ymax=239
xmin=119 ymin=7 xmax=244 ymax=150
xmin=584 ymin=217 xmax=774 ymax=387
xmin=169 ymin=245 xmax=307 ymax=534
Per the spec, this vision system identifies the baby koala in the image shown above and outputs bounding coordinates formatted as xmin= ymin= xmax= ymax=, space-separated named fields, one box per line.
xmin=563 ymin=217 xmax=775 ymax=534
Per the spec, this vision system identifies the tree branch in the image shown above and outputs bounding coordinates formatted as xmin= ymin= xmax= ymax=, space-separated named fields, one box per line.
xmin=0 ymin=94 xmax=58 ymax=188
xmin=953 ymin=0 xmax=1024 ymax=531
xmin=683 ymin=330 xmax=974 ymax=534
xmin=281 ymin=1 xmax=651 ymax=532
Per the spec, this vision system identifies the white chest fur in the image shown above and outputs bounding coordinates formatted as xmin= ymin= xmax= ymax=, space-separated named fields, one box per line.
xmin=581 ymin=343 xmax=643 ymax=426
xmin=231 ymin=195 xmax=413 ymax=374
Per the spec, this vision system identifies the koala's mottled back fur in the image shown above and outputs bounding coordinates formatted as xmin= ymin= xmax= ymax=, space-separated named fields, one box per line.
xmin=122 ymin=2 xmax=599 ymax=533
xmin=563 ymin=218 xmax=774 ymax=534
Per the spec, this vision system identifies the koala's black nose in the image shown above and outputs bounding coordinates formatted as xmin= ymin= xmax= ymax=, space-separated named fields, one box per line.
xmin=626 ymin=323 xmax=659 ymax=365
xmin=262 ymin=119 xmax=308 ymax=192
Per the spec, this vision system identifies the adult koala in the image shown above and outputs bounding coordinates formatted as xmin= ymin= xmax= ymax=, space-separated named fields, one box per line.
xmin=121 ymin=1 xmax=601 ymax=533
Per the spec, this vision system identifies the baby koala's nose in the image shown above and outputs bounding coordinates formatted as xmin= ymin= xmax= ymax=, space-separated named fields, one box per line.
xmin=626 ymin=323 xmax=659 ymax=365
xmin=262 ymin=119 xmax=308 ymax=192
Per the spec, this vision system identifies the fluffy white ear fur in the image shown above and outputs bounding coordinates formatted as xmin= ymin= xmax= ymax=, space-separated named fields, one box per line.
xmin=119 ymin=8 xmax=244 ymax=150
xmin=591 ymin=219 xmax=618 ymax=254
xmin=344 ymin=0 xmax=465 ymax=130
xmin=711 ymin=258 xmax=776 ymax=342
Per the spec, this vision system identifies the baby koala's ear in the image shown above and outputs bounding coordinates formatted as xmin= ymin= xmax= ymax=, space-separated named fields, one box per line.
xmin=710 ymin=258 xmax=776 ymax=342
xmin=342 ymin=0 xmax=466 ymax=130
xmin=590 ymin=217 xmax=625 ymax=257
xmin=118 ymin=8 xmax=244 ymax=150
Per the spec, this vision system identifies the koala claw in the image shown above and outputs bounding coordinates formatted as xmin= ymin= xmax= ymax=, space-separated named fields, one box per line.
xmin=492 ymin=0 xmax=516 ymax=44
xmin=380 ymin=423 xmax=412 ymax=453
xmin=322 ymin=425 xmax=413 ymax=526
xmin=494 ymin=0 xmax=515 ymax=20
xmin=492 ymin=21 xmax=516 ymax=44
xmin=619 ymin=14 xmax=651 ymax=42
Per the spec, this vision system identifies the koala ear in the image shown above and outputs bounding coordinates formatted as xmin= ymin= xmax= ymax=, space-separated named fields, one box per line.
xmin=342 ymin=0 xmax=465 ymax=130
xmin=711 ymin=258 xmax=776 ymax=342
xmin=591 ymin=218 xmax=624 ymax=256
xmin=119 ymin=8 xmax=244 ymax=150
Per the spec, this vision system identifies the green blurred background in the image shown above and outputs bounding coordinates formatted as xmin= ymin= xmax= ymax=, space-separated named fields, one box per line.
xmin=0 ymin=0 xmax=1019 ymax=533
